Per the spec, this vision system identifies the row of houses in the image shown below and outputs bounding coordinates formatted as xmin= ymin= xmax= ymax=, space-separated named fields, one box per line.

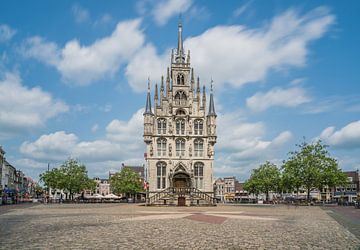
xmin=215 ymin=170 xmax=360 ymax=203
xmin=0 ymin=146 xmax=38 ymax=204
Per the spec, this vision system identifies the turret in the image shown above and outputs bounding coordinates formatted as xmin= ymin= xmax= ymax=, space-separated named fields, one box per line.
xmin=143 ymin=78 xmax=154 ymax=143
xmin=154 ymin=83 xmax=158 ymax=108
xmin=190 ymin=68 xmax=194 ymax=99
xmin=202 ymin=85 xmax=206 ymax=110
xmin=160 ymin=76 xmax=165 ymax=107
xmin=166 ymin=67 xmax=171 ymax=99
xmin=207 ymin=79 xmax=217 ymax=144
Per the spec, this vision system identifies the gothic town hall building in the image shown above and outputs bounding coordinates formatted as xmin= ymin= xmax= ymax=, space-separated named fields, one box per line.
xmin=143 ymin=21 xmax=217 ymax=206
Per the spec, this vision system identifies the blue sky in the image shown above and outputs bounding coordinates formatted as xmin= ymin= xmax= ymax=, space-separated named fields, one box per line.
xmin=1 ymin=0 xmax=359 ymax=181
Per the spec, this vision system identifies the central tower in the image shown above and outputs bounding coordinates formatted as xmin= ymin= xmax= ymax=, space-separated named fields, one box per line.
xmin=143 ymin=20 xmax=217 ymax=205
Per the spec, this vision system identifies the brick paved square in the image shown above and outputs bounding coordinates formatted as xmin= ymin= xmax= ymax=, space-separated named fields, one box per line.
xmin=0 ymin=204 xmax=359 ymax=249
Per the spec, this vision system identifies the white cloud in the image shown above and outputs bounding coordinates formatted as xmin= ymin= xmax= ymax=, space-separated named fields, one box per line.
xmin=186 ymin=7 xmax=334 ymax=88
xmin=0 ymin=24 xmax=16 ymax=42
xmin=91 ymin=124 xmax=99 ymax=132
xmin=20 ymin=131 xmax=78 ymax=161
xmin=152 ymin=0 xmax=193 ymax=26
xmin=20 ymin=108 xmax=145 ymax=164
xmin=106 ymin=109 xmax=144 ymax=151
xmin=71 ymin=4 xmax=90 ymax=24
xmin=217 ymin=111 xmax=292 ymax=160
xmin=0 ymin=72 xmax=68 ymax=137
xmin=319 ymin=120 xmax=360 ymax=149
xmin=246 ymin=86 xmax=311 ymax=112
xmin=21 ymin=19 xmax=145 ymax=86
xmin=125 ymin=45 xmax=169 ymax=92
xmin=21 ymin=36 xmax=61 ymax=66
xmin=232 ymin=1 xmax=252 ymax=18
xmin=128 ymin=6 xmax=334 ymax=92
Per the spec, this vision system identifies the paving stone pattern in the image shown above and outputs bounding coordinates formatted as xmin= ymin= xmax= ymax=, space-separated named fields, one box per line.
xmin=0 ymin=204 xmax=359 ymax=249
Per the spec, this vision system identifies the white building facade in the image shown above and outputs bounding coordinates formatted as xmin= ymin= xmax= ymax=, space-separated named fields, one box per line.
xmin=143 ymin=21 xmax=217 ymax=203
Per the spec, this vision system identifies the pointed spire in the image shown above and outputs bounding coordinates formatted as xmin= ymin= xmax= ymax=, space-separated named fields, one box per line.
xmin=144 ymin=77 xmax=153 ymax=115
xmin=166 ymin=67 xmax=171 ymax=97
xmin=177 ymin=17 xmax=183 ymax=57
xmin=160 ymin=76 xmax=164 ymax=92
xmin=154 ymin=83 xmax=158 ymax=105
xmin=202 ymin=85 xmax=206 ymax=109
xmin=196 ymin=77 xmax=200 ymax=92
xmin=175 ymin=17 xmax=185 ymax=63
xmin=187 ymin=50 xmax=190 ymax=64
xmin=208 ymin=78 xmax=216 ymax=116
xmin=190 ymin=68 xmax=194 ymax=91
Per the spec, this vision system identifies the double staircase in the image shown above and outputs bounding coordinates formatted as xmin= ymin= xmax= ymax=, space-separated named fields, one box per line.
xmin=147 ymin=187 xmax=216 ymax=206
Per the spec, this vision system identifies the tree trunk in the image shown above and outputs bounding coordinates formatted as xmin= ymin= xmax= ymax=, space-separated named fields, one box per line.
xmin=307 ymin=187 xmax=311 ymax=202
xmin=266 ymin=190 xmax=269 ymax=202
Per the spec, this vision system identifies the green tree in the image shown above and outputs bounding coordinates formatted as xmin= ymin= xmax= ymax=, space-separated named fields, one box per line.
xmin=244 ymin=162 xmax=281 ymax=202
xmin=283 ymin=140 xmax=348 ymax=201
xmin=39 ymin=159 xmax=95 ymax=200
xmin=110 ymin=167 xmax=143 ymax=200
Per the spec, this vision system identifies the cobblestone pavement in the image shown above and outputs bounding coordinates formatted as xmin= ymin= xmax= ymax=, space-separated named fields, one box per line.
xmin=0 ymin=204 xmax=359 ymax=249
xmin=322 ymin=206 xmax=360 ymax=240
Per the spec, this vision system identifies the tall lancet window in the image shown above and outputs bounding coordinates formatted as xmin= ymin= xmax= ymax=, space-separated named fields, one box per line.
xmin=176 ymin=119 xmax=185 ymax=135
xmin=177 ymin=73 xmax=185 ymax=85
xmin=156 ymin=162 xmax=166 ymax=189
xmin=157 ymin=118 xmax=166 ymax=134
xmin=194 ymin=119 xmax=203 ymax=135
xmin=194 ymin=139 xmax=204 ymax=157
xmin=157 ymin=138 xmax=167 ymax=157
xmin=176 ymin=139 xmax=185 ymax=156
xmin=194 ymin=162 xmax=204 ymax=189
xmin=174 ymin=91 xmax=187 ymax=105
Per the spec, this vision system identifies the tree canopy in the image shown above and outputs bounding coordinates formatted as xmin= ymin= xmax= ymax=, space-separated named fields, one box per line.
xmin=39 ymin=158 xmax=95 ymax=200
xmin=282 ymin=140 xmax=348 ymax=201
xmin=110 ymin=167 xmax=143 ymax=197
xmin=243 ymin=161 xmax=281 ymax=202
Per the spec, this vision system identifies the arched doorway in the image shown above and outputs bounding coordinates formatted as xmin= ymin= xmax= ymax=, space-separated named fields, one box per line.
xmin=172 ymin=172 xmax=191 ymax=188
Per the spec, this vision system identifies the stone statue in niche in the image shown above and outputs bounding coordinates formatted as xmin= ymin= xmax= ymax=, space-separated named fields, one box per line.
xmin=207 ymin=143 xmax=212 ymax=157
xmin=189 ymin=143 xmax=192 ymax=157
xmin=150 ymin=143 xmax=154 ymax=156
xmin=168 ymin=120 xmax=173 ymax=134
xmin=169 ymin=143 xmax=172 ymax=157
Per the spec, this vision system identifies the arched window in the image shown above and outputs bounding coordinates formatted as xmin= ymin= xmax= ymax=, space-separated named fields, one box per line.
xmin=157 ymin=138 xmax=167 ymax=157
xmin=156 ymin=162 xmax=166 ymax=189
xmin=194 ymin=119 xmax=203 ymax=135
xmin=176 ymin=139 xmax=185 ymax=156
xmin=194 ymin=162 xmax=204 ymax=189
xmin=194 ymin=139 xmax=204 ymax=157
xmin=176 ymin=119 xmax=185 ymax=135
xmin=176 ymin=109 xmax=186 ymax=116
xmin=174 ymin=91 xmax=187 ymax=105
xmin=177 ymin=73 xmax=185 ymax=85
xmin=157 ymin=119 xmax=166 ymax=134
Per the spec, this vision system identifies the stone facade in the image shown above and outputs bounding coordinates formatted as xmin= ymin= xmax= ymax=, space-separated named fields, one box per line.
xmin=143 ymin=21 xmax=217 ymax=193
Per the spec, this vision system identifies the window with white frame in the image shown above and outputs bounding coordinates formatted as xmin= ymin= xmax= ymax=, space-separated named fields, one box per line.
xmin=194 ymin=139 xmax=204 ymax=157
xmin=176 ymin=119 xmax=185 ymax=135
xmin=156 ymin=162 xmax=166 ymax=189
xmin=157 ymin=138 xmax=167 ymax=157
xmin=194 ymin=119 xmax=203 ymax=135
xmin=194 ymin=162 xmax=204 ymax=189
xmin=157 ymin=119 xmax=166 ymax=134
xmin=176 ymin=139 xmax=185 ymax=156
